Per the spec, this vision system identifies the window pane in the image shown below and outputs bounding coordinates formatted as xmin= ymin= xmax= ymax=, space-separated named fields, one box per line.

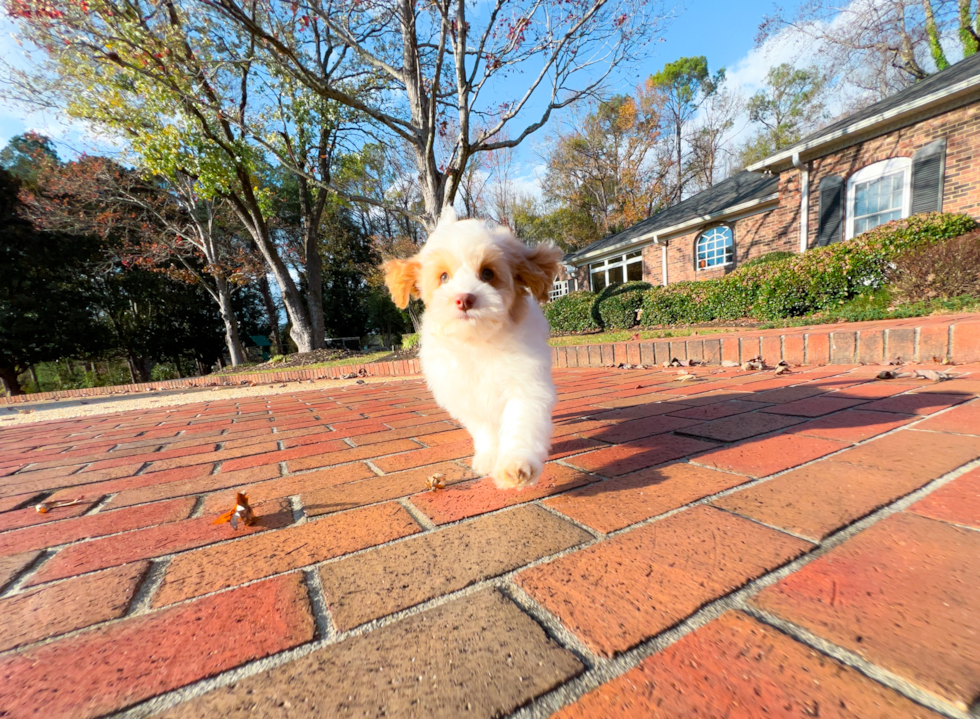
xmin=626 ymin=251 xmax=642 ymax=259
xmin=626 ymin=260 xmax=643 ymax=282
xmin=591 ymin=271 xmax=606 ymax=292
xmin=609 ymin=265 xmax=625 ymax=286
xmin=852 ymin=170 xmax=904 ymax=236
xmin=696 ymin=226 xmax=733 ymax=269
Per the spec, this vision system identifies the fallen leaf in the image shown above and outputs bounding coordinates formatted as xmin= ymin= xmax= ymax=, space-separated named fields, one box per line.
xmin=34 ymin=498 xmax=81 ymax=514
xmin=774 ymin=365 xmax=791 ymax=375
xmin=425 ymin=473 xmax=445 ymax=491
xmin=914 ymin=369 xmax=953 ymax=382
xmin=676 ymin=373 xmax=697 ymax=382
xmin=212 ymin=492 xmax=256 ymax=530
xmin=877 ymin=370 xmax=900 ymax=380
xmin=721 ymin=360 xmax=740 ymax=368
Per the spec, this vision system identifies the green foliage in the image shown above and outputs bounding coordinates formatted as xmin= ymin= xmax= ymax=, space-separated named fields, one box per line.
xmin=597 ymin=282 xmax=652 ymax=329
xmin=741 ymin=251 xmax=796 ymax=268
xmin=737 ymin=64 xmax=826 ymax=169
xmin=620 ymin=213 xmax=977 ymax=329
xmin=401 ymin=333 xmax=420 ymax=350
xmin=543 ymin=291 xmax=603 ymax=333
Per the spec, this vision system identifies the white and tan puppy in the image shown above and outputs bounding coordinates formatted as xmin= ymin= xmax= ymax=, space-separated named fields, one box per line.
xmin=384 ymin=208 xmax=563 ymax=489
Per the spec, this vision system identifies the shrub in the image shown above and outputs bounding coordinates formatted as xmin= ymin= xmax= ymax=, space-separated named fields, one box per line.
xmin=543 ymin=291 xmax=602 ymax=333
xmin=597 ymin=282 xmax=652 ymax=329
xmin=741 ymin=251 xmax=795 ymax=268
xmin=889 ymin=230 xmax=980 ymax=302
xmin=547 ymin=213 xmax=978 ymax=332
xmin=401 ymin=333 xmax=420 ymax=350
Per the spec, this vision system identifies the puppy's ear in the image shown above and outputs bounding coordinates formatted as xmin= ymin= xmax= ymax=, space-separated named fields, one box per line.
xmin=383 ymin=258 xmax=422 ymax=309
xmin=515 ymin=242 xmax=564 ymax=303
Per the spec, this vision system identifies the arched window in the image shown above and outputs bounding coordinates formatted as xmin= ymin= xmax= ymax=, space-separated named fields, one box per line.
xmin=846 ymin=158 xmax=912 ymax=239
xmin=696 ymin=226 xmax=733 ymax=270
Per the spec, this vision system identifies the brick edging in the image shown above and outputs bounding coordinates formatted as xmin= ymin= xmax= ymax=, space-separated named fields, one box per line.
xmin=550 ymin=315 xmax=980 ymax=369
xmin=1 ymin=359 xmax=423 ymax=405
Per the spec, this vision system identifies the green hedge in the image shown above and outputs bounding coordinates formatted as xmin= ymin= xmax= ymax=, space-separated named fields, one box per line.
xmin=546 ymin=213 xmax=978 ymax=331
xmin=543 ymin=291 xmax=603 ymax=333
xmin=597 ymin=282 xmax=652 ymax=329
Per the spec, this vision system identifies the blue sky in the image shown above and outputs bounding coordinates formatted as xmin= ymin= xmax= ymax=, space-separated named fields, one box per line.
xmin=0 ymin=0 xmax=794 ymax=166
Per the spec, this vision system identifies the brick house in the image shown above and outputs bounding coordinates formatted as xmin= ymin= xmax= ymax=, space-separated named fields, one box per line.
xmin=552 ymin=52 xmax=980 ymax=298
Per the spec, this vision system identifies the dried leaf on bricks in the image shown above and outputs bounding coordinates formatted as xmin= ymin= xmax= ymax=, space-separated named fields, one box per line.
xmin=212 ymin=492 xmax=256 ymax=530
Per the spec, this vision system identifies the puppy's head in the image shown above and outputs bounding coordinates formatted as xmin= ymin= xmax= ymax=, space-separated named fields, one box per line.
xmin=383 ymin=208 xmax=563 ymax=339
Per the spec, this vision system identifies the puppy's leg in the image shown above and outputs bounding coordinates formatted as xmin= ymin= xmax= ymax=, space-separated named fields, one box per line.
xmin=493 ymin=395 xmax=553 ymax=489
xmin=469 ymin=421 xmax=498 ymax=476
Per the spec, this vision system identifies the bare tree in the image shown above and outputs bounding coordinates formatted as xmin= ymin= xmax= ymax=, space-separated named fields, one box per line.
xmin=758 ymin=0 xmax=979 ymax=102
xmin=200 ymin=0 xmax=665 ymax=229
xmin=687 ymin=88 xmax=743 ymax=190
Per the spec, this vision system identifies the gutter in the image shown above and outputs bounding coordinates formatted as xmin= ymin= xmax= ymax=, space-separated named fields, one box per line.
xmin=746 ymin=75 xmax=980 ymax=172
xmin=569 ymin=192 xmax=780 ymax=265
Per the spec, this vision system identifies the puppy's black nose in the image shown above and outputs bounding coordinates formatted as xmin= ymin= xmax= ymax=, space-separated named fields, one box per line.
xmin=455 ymin=293 xmax=476 ymax=311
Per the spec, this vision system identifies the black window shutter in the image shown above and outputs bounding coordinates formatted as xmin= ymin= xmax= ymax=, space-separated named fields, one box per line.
xmin=817 ymin=175 xmax=844 ymax=247
xmin=911 ymin=138 xmax=946 ymax=215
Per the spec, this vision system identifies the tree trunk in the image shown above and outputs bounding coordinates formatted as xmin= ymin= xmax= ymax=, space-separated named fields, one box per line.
xmin=258 ymin=277 xmax=283 ymax=355
xmin=0 ymin=366 xmax=23 ymax=396
xmin=304 ymin=234 xmax=325 ymax=350
xmin=216 ymin=276 xmax=247 ymax=366
xmin=127 ymin=356 xmax=138 ymax=384
xmin=248 ymin=225 xmax=316 ymax=353
xmin=28 ymin=365 xmax=38 ymax=385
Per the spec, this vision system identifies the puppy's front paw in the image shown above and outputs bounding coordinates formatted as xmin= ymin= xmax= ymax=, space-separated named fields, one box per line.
xmin=492 ymin=454 xmax=543 ymax=490
xmin=472 ymin=451 xmax=496 ymax=476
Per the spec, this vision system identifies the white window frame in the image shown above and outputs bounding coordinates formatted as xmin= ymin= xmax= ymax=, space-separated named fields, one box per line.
xmin=589 ymin=251 xmax=643 ymax=291
xmin=695 ymin=225 xmax=734 ymax=271
xmin=548 ymin=279 xmax=570 ymax=301
xmin=845 ymin=158 xmax=912 ymax=240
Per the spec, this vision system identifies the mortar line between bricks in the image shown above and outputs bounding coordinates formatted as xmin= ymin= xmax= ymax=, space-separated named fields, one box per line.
xmin=533 ymin=501 xmax=605 ymax=539
xmin=302 ymin=567 xmax=336 ymax=641
xmin=126 ymin=559 xmax=170 ymax=617
xmin=505 ymin=456 xmax=980 ymax=719
xmin=501 ymin=582 xmax=602 ymax=669
xmin=85 ymin=494 xmax=115 ymax=515
xmin=397 ymin=496 xmax=436 ymax=530
xmin=741 ymin=605 xmax=971 ymax=719
xmin=288 ymin=495 xmax=307 ymax=525
xmin=0 ymin=548 xmax=56 ymax=598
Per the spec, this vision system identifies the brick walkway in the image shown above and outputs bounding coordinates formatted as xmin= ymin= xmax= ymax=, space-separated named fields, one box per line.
xmin=0 ymin=364 xmax=978 ymax=718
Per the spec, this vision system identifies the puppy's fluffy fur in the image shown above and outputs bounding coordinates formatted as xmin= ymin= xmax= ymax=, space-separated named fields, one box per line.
xmin=384 ymin=208 xmax=563 ymax=489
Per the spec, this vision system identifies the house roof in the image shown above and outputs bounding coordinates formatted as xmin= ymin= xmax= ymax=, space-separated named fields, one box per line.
xmin=566 ymin=171 xmax=779 ymax=264
xmin=747 ymin=51 xmax=980 ymax=172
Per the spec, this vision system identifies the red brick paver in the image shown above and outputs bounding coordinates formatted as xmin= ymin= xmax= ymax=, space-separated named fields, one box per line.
xmin=2 ymin=363 xmax=978 ymax=717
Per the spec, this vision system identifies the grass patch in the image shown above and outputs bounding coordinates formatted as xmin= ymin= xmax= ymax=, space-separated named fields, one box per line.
xmin=220 ymin=351 xmax=393 ymax=375
xmin=548 ymin=327 xmax=739 ymax=347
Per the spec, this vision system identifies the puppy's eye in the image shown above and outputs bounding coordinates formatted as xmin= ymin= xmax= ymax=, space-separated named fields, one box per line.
xmin=480 ymin=268 xmax=495 ymax=282
xmin=439 ymin=272 xmax=450 ymax=284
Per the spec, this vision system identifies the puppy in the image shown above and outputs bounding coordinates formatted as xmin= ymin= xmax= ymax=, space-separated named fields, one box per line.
xmin=384 ymin=208 xmax=563 ymax=489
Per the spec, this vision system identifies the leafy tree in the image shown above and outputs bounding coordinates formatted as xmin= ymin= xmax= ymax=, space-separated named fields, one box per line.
xmin=4 ymin=3 xmax=335 ymax=353
xmin=541 ymin=91 xmax=669 ymax=246
xmin=192 ymin=0 xmax=666 ymax=229
xmin=649 ymin=56 xmax=725 ymax=202
xmin=0 ymin=132 xmax=59 ymax=185
xmin=0 ymin=168 xmax=103 ymax=394
xmin=736 ymin=64 xmax=827 ymax=168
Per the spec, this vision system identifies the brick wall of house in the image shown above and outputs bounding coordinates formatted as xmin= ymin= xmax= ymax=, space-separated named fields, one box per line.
xmin=802 ymin=101 xmax=980 ymax=248
xmin=655 ymin=197 xmax=799 ymax=284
